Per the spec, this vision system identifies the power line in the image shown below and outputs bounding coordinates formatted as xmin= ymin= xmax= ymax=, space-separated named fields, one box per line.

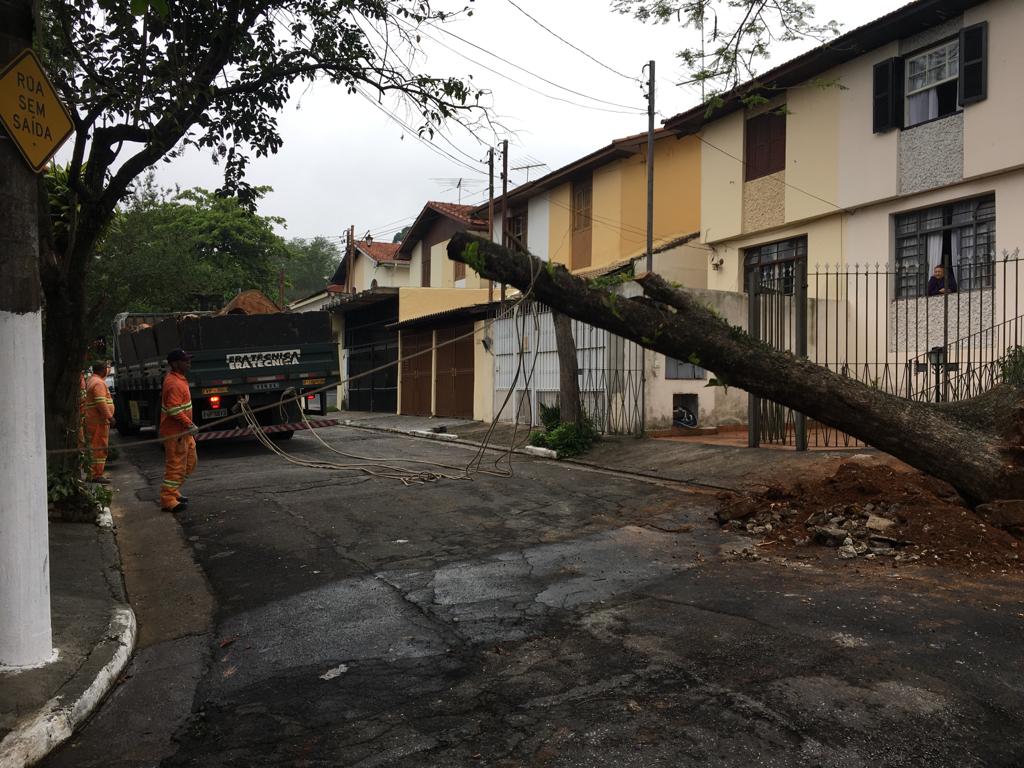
xmin=355 ymin=87 xmax=486 ymax=177
xmin=504 ymin=0 xmax=641 ymax=83
xmin=402 ymin=20 xmax=646 ymax=116
xmin=414 ymin=18 xmax=646 ymax=113
xmin=695 ymin=134 xmax=842 ymax=212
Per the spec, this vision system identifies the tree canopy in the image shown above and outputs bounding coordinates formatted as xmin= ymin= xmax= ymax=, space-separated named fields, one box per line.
xmin=37 ymin=0 xmax=484 ymax=464
xmin=282 ymin=236 xmax=343 ymax=302
xmin=612 ymin=0 xmax=839 ymax=101
xmin=85 ymin=174 xmax=288 ymax=338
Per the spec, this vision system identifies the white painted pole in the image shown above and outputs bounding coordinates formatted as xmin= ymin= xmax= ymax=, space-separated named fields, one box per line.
xmin=0 ymin=312 xmax=53 ymax=667
xmin=0 ymin=0 xmax=54 ymax=668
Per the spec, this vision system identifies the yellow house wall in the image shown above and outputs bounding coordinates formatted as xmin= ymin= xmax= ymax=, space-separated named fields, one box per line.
xmin=350 ymin=256 xmax=371 ymax=293
xmin=541 ymin=135 xmax=701 ymax=273
xmin=472 ymin=319 xmax=494 ymax=422
xmin=547 ymin=183 xmax=572 ymax=267
xmin=430 ymin=240 xmax=449 ymax=288
xmin=591 ymin=164 xmax=623 ymax=269
xmin=398 ymin=287 xmax=492 ymax=323
xmin=651 ymin=241 xmax=708 ymax=289
xmin=786 ymin=81 xmax=840 ymax=221
xmin=836 ymin=43 xmax=900 ymax=208
xmin=370 ymin=263 xmax=409 ymax=289
xmin=618 ymin=135 xmax=702 ymax=259
xmin=700 ymin=113 xmax=744 ymax=243
xmin=407 ymin=242 xmax=423 ymax=288
xmin=705 ymin=214 xmax=846 ymax=293
xmin=431 ymin=237 xmax=486 ymax=289
xmin=964 ymin=0 xmax=1024 ymax=178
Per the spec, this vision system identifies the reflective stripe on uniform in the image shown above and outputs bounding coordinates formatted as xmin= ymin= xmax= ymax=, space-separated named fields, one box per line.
xmin=161 ymin=479 xmax=181 ymax=488
xmin=161 ymin=401 xmax=192 ymax=415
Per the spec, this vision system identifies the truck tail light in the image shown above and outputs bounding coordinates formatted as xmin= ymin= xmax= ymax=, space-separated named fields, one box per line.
xmin=209 ymin=396 xmax=221 ymax=410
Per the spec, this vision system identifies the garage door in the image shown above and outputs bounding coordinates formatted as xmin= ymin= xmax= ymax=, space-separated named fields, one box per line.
xmin=435 ymin=323 xmax=474 ymax=419
xmin=401 ymin=329 xmax=433 ymax=416
xmin=347 ymin=340 xmax=397 ymax=413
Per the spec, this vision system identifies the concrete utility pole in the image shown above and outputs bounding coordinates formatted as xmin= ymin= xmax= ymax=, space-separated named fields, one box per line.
xmin=645 ymin=59 xmax=655 ymax=274
xmin=0 ymin=0 xmax=53 ymax=667
xmin=500 ymin=139 xmax=508 ymax=303
xmin=487 ymin=147 xmax=494 ymax=303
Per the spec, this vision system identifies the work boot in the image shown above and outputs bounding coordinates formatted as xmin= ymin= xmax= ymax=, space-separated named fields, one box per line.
xmin=176 ymin=496 xmax=189 ymax=504
xmin=161 ymin=500 xmax=188 ymax=513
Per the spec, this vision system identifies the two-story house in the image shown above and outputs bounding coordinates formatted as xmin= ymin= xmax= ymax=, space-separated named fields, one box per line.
xmin=475 ymin=128 xmax=714 ymax=432
xmin=655 ymin=0 xmax=1023 ymax=442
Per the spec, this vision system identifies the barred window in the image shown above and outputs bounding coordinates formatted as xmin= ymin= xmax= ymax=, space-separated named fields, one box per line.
xmin=894 ymin=194 xmax=995 ymax=298
xmin=744 ymin=237 xmax=807 ymax=295
xmin=666 ymin=357 xmax=706 ymax=380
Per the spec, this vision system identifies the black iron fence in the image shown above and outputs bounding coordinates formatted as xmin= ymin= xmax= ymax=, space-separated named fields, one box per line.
xmin=749 ymin=255 xmax=1024 ymax=449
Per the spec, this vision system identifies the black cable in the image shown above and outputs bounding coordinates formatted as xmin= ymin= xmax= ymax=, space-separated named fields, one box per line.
xmin=504 ymin=0 xmax=641 ymax=83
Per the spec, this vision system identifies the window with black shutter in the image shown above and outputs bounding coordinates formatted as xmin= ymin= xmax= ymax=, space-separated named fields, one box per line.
xmin=873 ymin=57 xmax=903 ymax=133
xmin=744 ymin=109 xmax=786 ymax=181
xmin=959 ymin=21 xmax=988 ymax=105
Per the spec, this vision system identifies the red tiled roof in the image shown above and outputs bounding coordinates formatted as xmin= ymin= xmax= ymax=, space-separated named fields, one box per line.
xmin=356 ymin=240 xmax=402 ymax=263
xmin=425 ymin=201 xmax=488 ymax=230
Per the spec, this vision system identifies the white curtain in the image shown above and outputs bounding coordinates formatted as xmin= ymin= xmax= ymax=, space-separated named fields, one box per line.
xmin=926 ymin=232 xmax=943 ymax=272
xmin=950 ymin=229 xmax=962 ymax=286
xmin=906 ymin=89 xmax=938 ymax=126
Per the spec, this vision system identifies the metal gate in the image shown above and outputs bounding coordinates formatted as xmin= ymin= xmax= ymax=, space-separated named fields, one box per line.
xmin=344 ymin=301 xmax=398 ymax=413
xmin=400 ymin=329 xmax=433 ymax=416
xmin=492 ymin=301 xmax=644 ymax=434
xmin=747 ymin=262 xmax=810 ymax=449
xmin=435 ymin=324 xmax=475 ymax=419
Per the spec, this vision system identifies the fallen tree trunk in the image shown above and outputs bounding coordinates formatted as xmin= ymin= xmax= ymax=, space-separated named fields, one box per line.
xmin=448 ymin=232 xmax=1024 ymax=507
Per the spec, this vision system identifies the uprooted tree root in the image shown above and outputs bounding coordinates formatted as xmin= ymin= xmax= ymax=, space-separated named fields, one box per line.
xmin=717 ymin=460 xmax=1024 ymax=574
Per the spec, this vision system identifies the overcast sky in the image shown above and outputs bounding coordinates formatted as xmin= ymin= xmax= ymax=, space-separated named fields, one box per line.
xmin=149 ymin=0 xmax=906 ymax=245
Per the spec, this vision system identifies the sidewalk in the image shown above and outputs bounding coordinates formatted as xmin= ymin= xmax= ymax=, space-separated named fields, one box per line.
xmin=334 ymin=411 xmax=876 ymax=491
xmin=0 ymin=470 xmax=135 ymax=768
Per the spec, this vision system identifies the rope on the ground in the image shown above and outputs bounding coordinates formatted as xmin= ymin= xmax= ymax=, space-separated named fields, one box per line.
xmin=241 ymin=257 xmax=548 ymax=484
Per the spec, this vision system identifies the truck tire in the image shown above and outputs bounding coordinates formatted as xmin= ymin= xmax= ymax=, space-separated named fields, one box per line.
xmin=115 ymin=395 xmax=141 ymax=436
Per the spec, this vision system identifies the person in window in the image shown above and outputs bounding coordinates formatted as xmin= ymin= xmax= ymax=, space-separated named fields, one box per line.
xmin=927 ymin=264 xmax=958 ymax=296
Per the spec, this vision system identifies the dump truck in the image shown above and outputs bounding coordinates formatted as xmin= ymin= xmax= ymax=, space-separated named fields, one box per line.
xmin=112 ymin=310 xmax=339 ymax=440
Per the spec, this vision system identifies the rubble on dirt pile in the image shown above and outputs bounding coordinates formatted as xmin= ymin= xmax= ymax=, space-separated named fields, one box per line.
xmin=717 ymin=460 xmax=1024 ymax=573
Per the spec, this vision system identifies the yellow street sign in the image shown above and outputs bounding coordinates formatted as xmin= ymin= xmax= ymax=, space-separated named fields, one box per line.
xmin=0 ymin=49 xmax=74 ymax=173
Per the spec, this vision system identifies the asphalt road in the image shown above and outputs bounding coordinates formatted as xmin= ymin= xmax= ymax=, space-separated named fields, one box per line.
xmin=43 ymin=426 xmax=1024 ymax=767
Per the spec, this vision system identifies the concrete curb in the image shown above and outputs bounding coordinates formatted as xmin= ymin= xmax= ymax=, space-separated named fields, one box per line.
xmin=407 ymin=429 xmax=459 ymax=442
xmin=0 ymin=606 xmax=136 ymax=768
xmin=521 ymin=445 xmax=558 ymax=459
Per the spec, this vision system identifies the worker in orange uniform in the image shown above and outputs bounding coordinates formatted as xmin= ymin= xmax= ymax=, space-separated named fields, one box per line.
xmin=84 ymin=361 xmax=116 ymax=483
xmin=160 ymin=349 xmax=198 ymax=513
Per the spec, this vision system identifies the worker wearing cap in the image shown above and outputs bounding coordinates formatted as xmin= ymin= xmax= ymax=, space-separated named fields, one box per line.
xmin=84 ymin=361 xmax=116 ymax=483
xmin=160 ymin=349 xmax=198 ymax=512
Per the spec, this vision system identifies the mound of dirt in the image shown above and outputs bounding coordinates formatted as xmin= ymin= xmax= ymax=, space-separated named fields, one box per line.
xmin=718 ymin=459 xmax=1023 ymax=573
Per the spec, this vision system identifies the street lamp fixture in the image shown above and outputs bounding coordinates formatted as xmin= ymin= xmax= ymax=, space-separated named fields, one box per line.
xmin=915 ymin=345 xmax=958 ymax=402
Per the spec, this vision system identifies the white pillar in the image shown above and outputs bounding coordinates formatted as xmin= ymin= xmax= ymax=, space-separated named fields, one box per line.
xmin=0 ymin=309 xmax=52 ymax=666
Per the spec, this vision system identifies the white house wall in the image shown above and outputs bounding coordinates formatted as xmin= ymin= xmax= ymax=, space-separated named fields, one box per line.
xmin=527 ymin=194 xmax=549 ymax=261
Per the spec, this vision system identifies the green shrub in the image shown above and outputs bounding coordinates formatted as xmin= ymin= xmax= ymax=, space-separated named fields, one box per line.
xmin=999 ymin=346 xmax=1024 ymax=387
xmin=538 ymin=402 xmax=561 ymax=432
xmin=529 ymin=417 xmax=599 ymax=458
xmin=48 ymin=470 xmax=112 ymax=522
